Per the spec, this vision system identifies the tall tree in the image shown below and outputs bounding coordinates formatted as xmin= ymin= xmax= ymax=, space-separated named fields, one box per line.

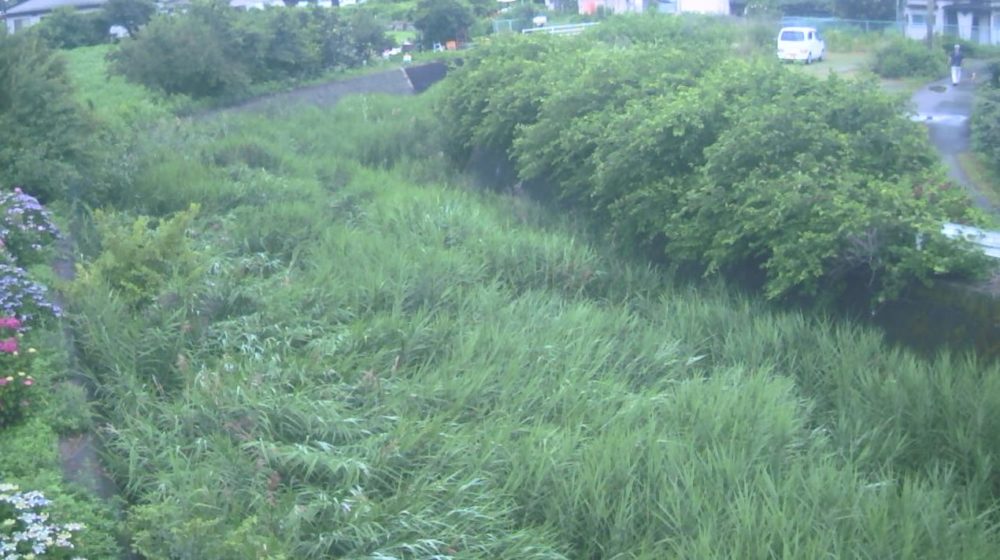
xmin=413 ymin=0 xmax=474 ymax=47
xmin=101 ymin=0 xmax=156 ymax=36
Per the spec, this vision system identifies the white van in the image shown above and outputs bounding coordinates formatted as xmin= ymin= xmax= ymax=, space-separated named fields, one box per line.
xmin=777 ymin=27 xmax=825 ymax=64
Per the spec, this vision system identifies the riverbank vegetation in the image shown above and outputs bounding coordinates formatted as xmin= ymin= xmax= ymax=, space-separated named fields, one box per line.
xmin=58 ymin=92 xmax=1000 ymax=557
xmin=4 ymin=14 xmax=1000 ymax=558
xmin=443 ymin=18 xmax=987 ymax=302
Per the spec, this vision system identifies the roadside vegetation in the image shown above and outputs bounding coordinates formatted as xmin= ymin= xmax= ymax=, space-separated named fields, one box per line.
xmin=59 ymin=92 xmax=1000 ymax=558
xmin=3 ymin=12 xmax=1000 ymax=559
xmin=444 ymin=18 xmax=988 ymax=303
xmin=972 ymin=64 xmax=1000 ymax=198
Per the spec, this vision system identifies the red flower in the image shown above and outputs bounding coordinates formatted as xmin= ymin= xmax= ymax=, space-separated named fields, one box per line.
xmin=0 ymin=337 xmax=18 ymax=353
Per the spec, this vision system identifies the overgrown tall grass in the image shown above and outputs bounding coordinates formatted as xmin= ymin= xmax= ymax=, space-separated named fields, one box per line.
xmin=60 ymin=45 xmax=176 ymax=130
xmin=64 ymin=93 xmax=1000 ymax=558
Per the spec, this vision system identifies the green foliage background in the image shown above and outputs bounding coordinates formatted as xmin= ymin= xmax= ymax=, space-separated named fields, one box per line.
xmin=0 ymin=34 xmax=98 ymax=202
xmin=4 ymin=12 xmax=999 ymax=560
xmin=60 ymin=93 xmax=1000 ymax=558
xmin=111 ymin=0 xmax=392 ymax=98
xmin=442 ymin=17 xmax=985 ymax=302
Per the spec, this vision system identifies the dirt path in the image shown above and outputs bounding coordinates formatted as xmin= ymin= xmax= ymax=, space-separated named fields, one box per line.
xmin=910 ymin=61 xmax=996 ymax=213
xmin=206 ymin=67 xmax=415 ymax=118
xmin=197 ymin=62 xmax=449 ymax=119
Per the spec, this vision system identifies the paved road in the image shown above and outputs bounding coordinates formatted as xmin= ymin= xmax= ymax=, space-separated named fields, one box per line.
xmin=910 ymin=61 xmax=995 ymax=213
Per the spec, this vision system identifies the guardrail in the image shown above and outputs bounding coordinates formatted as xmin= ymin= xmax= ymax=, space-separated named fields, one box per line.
xmin=942 ymin=222 xmax=1000 ymax=259
xmin=522 ymin=22 xmax=600 ymax=35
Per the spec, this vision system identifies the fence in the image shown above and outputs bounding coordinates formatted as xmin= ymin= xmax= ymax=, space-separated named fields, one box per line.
xmin=780 ymin=16 xmax=904 ymax=35
xmin=522 ymin=22 xmax=600 ymax=35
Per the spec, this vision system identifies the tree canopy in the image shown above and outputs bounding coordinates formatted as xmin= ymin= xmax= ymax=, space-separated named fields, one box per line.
xmin=413 ymin=0 xmax=475 ymax=47
xmin=441 ymin=17 xmax=986 ymax=302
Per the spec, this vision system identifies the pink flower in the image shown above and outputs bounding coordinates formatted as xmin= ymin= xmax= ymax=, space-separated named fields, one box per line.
xmin=0 ymin=317 xmax=21 ymax=330
xmin=0 ymin=337 xmax=17 ymax=353
xmin=0 ymin=377 xmax=7 ymax=386
xmin=22 ymin=378 xmax=33 ymax=386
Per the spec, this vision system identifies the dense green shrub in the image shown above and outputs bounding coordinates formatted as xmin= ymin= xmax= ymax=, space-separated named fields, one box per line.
xmin=110 ymin=1 xmax=390 ymax=98
xmin=413 ymin=0 xmax=476 ymax=47
xmin=870 ymin=37 xmax=946 ymax=79
xmin=101 ymin=0 xmax=156 ymax=36
xmin=972 ymin=86 xmax=1000 ymax=176
xmin=442 ymin=19 xmax=986 ymax=302
xmin=0 ymin=34 xmax=98 ymax=202
xmin=71 ymin=205 xmax=205 ymax=311
xmin=111 ymin=14 xmax=250 ymax=97
xmin=31 ymin=7 xmax=106 ymax=49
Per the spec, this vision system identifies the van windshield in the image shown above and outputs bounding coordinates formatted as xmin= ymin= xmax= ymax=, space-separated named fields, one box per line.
xmin=780 ymin=31 xmax=805 ymax=41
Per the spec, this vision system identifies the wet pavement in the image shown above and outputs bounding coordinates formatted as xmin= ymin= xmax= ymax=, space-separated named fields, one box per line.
xmin=909 ymin=62 xmax=995 ymax=212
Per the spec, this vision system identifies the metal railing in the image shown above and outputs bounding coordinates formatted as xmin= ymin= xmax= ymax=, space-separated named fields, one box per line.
xmin=780 ymin=16 xmax=904 ymax=34
xmin=522 ymin=22 xmax=600 ymax=35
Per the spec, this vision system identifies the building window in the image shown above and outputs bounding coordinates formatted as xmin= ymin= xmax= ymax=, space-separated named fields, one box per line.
xmin=911 ymin=12 xmax=926 ymax=26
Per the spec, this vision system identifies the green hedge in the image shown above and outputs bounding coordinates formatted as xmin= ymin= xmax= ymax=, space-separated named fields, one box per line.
xmin=111 ymin=1 xmax=392 ymax=98
xmin=870 ymin=37 xmax=946 ymax=79
xmin=441 ymin=16 xmax=986 ymax=302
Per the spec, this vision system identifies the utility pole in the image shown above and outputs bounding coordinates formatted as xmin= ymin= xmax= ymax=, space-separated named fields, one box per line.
xmin=926 ymin=0 xmax=936 ymax=48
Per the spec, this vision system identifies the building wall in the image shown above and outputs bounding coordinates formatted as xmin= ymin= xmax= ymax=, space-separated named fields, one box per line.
xmin=677 ymin=0 xmax=728 ymax=14
xmin=579 ymin=0 xmax=644 ymax=14
xmin=904 ymin=1 xmax=1000 ymax=44
xmin=5 ymin=15 xmax=42 ymax=34
xmin=581 ymin=0 xmax=729 ymax=14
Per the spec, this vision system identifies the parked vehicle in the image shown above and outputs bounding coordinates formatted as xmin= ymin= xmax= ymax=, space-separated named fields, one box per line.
xmin=777 ymin=26 xmax=825 ymax=64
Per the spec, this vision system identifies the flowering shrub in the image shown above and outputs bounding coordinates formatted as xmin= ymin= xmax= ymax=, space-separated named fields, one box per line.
xmin=0 ymin=483 xmax=86 ymax=559
xmin=0 ymin=266 xmax=61 ymax=324
xmin=0 ymin=317 xmax=34 ymax=428
xmin=0 ymin=188 xmax=61 ymax=267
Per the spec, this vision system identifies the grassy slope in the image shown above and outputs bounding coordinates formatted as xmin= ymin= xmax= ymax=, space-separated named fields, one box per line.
xmin=61 ymin=93 xmax=1000 ymax=558
xmin=60 ymin=45 xmax=176 ymax=129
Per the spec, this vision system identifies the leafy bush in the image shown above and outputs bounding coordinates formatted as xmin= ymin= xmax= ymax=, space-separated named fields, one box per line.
xmin=0 ymin=265 xmax=62 ymax=323
xmin=0 ymin=188 xmax=62 ymax=267
xmin=71 ymin=205 xmax=204 ymax=310
xmin=101 ymin=0 xmax=156 ymax=36
xmin=0 ymin=319 xmax=36 ymax=428
xmin=871 ymin=37 xmax=946 ymax=79
xmin=413 ymin=0 xmax=475 ymax=47
xmin=0 ymin=483 xmax=87 ymax=557
xmin=0 ymin=34 xmax=98 ymax=202
xmin=110 ymin=2 xmax=390 ymax=98
xmin=442 ymin=22 xmax=986 ymax=302
xmin=972 ymin=86 xmax=1000 ymax=176
xmin=111 ymin=14 xmax=250 ymax=98
xmin=31 ymin=6 xmax=106 ymax=49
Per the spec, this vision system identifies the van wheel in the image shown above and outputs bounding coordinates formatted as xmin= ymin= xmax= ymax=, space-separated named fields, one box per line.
xmin=805 ymin=53 xmax=812 ymax=65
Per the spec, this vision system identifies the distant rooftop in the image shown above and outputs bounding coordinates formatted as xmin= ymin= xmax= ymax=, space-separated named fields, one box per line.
xmin=5 ymin=0 xmax=107 ymax=16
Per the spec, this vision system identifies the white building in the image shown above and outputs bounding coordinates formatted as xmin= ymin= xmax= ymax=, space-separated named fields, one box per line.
xmin=4 ymin=0 xmax=107 ymax=34
xmin=229 ymin=0 xmax=284 ymax=9
xmin=578 ymin=0 xmax=729 ymax=15
xmin=903 ymin=0 xmax=1000 ymax=44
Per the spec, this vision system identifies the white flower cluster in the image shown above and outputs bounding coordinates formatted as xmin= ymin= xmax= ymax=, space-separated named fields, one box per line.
xmin=0 ymin=483 xmax=86 ymax=560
